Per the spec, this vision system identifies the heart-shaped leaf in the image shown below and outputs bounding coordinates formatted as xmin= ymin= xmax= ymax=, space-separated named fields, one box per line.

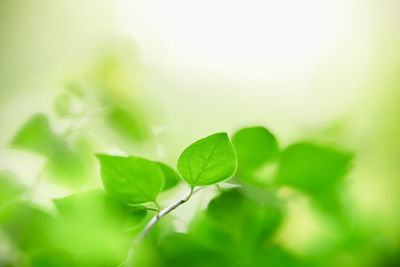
xmin=177 ymin=133 xmax=237 ymax=187
xmin=96 ymin=154 xmax=164 ymax=204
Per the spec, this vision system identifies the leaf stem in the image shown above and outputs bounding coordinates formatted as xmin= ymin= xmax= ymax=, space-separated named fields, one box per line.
xmin=123 ymin=186 xmax=202 ymax=266
xmin=153 ymin=201 xmax=161 ymax=211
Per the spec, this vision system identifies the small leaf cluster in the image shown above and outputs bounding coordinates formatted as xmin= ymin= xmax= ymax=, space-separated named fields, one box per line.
xmin=97 ymin=132 xmax=237 ymax=206
xmin=4 ymin=81 xmax=386 ymax=267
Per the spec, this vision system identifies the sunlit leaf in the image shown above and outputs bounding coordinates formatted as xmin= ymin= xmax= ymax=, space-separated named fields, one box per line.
xmin=177 ymin=133 xmax=237 ymax=186
xmin=96 ymin=154 xmax=165 ymax=204
xmin=278 ymin=142 xmax=353 ymax=193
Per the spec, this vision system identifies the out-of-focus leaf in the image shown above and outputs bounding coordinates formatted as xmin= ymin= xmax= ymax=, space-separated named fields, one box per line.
xmin=206 ymin=189 xmax=283 ymax=247
xmin=105 ymin=105 xmax=150 ymax=142
xmin=234 ymin=246 xmax=311 ymax=267
xmin=0 ymin=201 xmax=56 ymax=251
xmin=53 ymin=190 xmax=145 ymax=266
xmin=156 ymin=233 xmax=228 ymax=267
xmin=157 ymin=162 xmax=181 ymax=191
xmin=11 ymin=114 xmax=87 ymax=186
xmin=96 ymin=154 xmax=165 ymax=204
xmin=28 ymin=249 xmax=77 ymax=267
xmin=53 ymin=94 xmax=72 ymax=118
xmin=278 ymin=142 xmax=353 ymax=193
xmin=11 ymin=114 xmax=59 ymax=156
xmin=232 ymin=126 xmax=279 ymax=171
xmin=0 ymin=171 xmax=26 ymax=207
xmin=177 ymin=133 xmax=237 ymax=187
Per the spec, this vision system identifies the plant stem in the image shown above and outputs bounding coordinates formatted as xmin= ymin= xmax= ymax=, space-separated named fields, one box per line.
xmin=123 ymin=186 xmax=202 ymax=266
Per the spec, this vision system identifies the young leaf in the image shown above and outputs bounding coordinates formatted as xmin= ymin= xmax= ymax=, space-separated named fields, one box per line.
xmin=278 ymin=142 xmax=353 ymax=193
xmin=157 ymin=162 xmax=181 ymax=191
xmin=232 ymin=126 xmax=278 ymax=171
xmin=177 ymin=133 xmax=237 ymax=187
xmin=96 ymin=154 xmax=165 ymax=204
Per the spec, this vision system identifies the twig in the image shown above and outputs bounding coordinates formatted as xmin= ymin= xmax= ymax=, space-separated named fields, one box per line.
xmin=122 ymin=186 xmax=202 ymax=266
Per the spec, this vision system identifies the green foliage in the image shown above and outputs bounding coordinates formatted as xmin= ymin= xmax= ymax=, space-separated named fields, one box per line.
xmin=177 ymin=133 xmax=237 ymax=187
xmin=11 ymin=114 xmax=59 ymax=155
xmin=97 ymin=154 xmax=165 ymax=204
xmin=11 ymin=113 xmax=87 ymax=186
xmin=105 ymin=105 xmax=150 ymax=142
xmin=53 ymin=190 xmax=145 ymax=266
xmin=0 ymin=171 xmax=26 ymax=207
xmin=0 ymin=201 xmax=56 ymax=251
xmin=232 ymin=126 xmax=279 ymax=171
xmin=157 ymin=162 xmax=181 ymax=191
xmin=278 ymin=142 xmax=353 ymax=193
xmin=190 ymin=189 xmax=283 ymax=253
xmin=4 ymin=85 xmax=383 ymax=267
xmin=232 ymin=126 xmax=279 ymax=186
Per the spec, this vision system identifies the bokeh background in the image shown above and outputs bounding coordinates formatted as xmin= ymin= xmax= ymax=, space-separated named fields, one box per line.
xmin=1 ymin=0 xmax=400 ymax=266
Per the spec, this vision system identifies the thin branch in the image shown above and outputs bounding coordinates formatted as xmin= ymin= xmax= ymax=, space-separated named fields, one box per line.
xmin=139 ymin=186 xmax=201 ymax=240
xmin=122 ymin=186 xmax=202 ymax=266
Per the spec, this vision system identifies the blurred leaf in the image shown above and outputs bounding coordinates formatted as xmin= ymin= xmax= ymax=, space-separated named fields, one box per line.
xmin=206 ymin=189 xmax=283 ymax=247
xmin=96 ymin=154 xmax=164 ymax=204
xmin=11 ymin=114 xmax=87 ymax=186
xmin=53 ymin=93 xmax=72 ymax=118
xmin=157 ymin=162 xmax=181 ymax=191
xmin=0 ymin=171 xmax=26 ymax=207
xmin=28 ymin=249 xmax=77 ymax=267
xmin=234 ymin=246 xmax=310 ymax=267
xmin=232 ymin=126 xmax=279 ymax=171
xmin=156 ymin=233 xmax=228 ymax=267
xmin=11 ymin=114 xmax=59 ymax=156
xmin=105 ymin=105 xmax=150 ymax=142
xmin=0 ymin=201 xmax=56 ymax=251
xmin=278 ymin=142 xmax=353 ymax=193
xmin=177 ymin=133 xmax=237 ymax=186
xmin=53 ymin=190 xmax=143 ymax=266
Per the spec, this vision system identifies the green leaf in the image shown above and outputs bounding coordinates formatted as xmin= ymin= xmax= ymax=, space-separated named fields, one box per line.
xmin=0 ymin=201 xmax=56 ymax=250
xmin=53 ymin=190 xmax=141 ymax=266
xmin=206 ymin=189 xmax=283 ymax=246
xmin=106 ymin=105 xmax=150 ymax=141
xmin=278 ymin=142 xmax=353 ymax=193
xmin=0 ymin=171 xmax=26 ymax=207
xmin=11 ymin=114 xmax=87 ymax=187
xmin=96 ymin=154 xmax=165 ymax=204
xmin=232 ymin=126 xmax=279 ymax=171
xmin=11 ymin=114 xmax=59 ymax=156
xmin=177 ymin=133 xmax=237 ymax=187
xmin=157 ymin=162 xmax=181 ymax=191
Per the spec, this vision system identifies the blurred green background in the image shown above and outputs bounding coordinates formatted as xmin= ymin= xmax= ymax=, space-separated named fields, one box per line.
xmin=0 ymin=0 xmax=400 ymax=266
